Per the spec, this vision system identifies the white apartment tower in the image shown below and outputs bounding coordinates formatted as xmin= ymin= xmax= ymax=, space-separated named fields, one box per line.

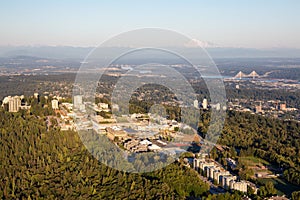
xmin=51 ymin=99 xmax=59 ymax=110
xmin=8 ymin=96 xmax=21 ymax=112
xmin=202 ymin=98 xmax=208 ymax=109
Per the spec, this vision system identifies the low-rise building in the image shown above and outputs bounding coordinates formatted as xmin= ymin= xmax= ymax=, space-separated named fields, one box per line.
xmin=267 ymin=196 xmax=289 ymax=200
xmin=106 ymin=127 xmax=127 ymax=141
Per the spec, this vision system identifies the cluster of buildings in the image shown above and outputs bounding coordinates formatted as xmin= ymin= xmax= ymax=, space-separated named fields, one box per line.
xmin=105 ymin=125 xmax=167 ymax=153
xmin=2 ymin=95 xmax=22 ymax=112
xmin=71 ymin=95 xmax=196 ymax=154
xmin=193 ymin=157 xmax=257 ymax=193
xmin=0 ymin=92 xmax=77 ymax=131
xmin=194 ymin=98 xmax=208 ymax=110
xmin=92 ymin=123 xmax=178 ymax=154
xmin=194 ymin=98 xmax=226 ymax=111
xmin=225 ymin=71 xmax=300 ymax=121
xmin=254 ymin=100 xmax=297 ymax=114
xmin=55 ymin=102 xmax=76 ymax=131
xmin=2 ymin=95 xmax=31 ymax=112
xmin=1 ymin=92 xmax=63 ymax=113
xmin=228 ymin=97 xmax=299 ymax=122
xmin=123 ymin=139 xmax=149 ymax=153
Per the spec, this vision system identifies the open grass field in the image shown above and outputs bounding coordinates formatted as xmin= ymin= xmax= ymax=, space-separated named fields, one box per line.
xmin=258 ymin=178 xmax=300 ymax=196
xmin=239 ymin=156 xmax=270 ymax=167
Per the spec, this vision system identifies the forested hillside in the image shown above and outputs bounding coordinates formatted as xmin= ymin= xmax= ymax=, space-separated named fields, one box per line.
xmin=0 ymin=110 xmax=209 ymax=199
xmin=199 ymin=110 xmax=300 ymax=186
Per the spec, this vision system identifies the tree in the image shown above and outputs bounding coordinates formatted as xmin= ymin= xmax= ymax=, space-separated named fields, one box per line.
xmin=265 ymin=181 xmax=277 ymax=196
xmin=292 ymin=191 xmax=300 ymax=200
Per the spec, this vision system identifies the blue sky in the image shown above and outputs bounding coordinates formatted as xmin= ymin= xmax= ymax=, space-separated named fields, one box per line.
xmin=0 ymin=0 xmax=299 ymax=48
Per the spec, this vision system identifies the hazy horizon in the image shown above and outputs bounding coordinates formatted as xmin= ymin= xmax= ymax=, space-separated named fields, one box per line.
xmin=1 ymin=0 xmax=300 ymax=48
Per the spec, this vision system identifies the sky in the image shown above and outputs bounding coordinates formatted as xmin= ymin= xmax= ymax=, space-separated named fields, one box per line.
xmin=0 ymin=0 xmax=299 ymax=48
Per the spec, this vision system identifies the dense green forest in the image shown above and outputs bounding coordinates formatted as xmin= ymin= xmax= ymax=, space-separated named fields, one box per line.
xmin=0 ymin=110 xmax=211 ymax=199
xmin=2 ymin=104 xmax=300 ymax=199
xmin=198 ymin=110 xmax=300 ymax=187
xmin=1 ymin=73 xmax=300 ymax=199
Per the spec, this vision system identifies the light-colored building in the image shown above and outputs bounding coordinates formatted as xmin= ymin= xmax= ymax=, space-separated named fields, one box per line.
xmin=2 ymin=96 xmax=11 ymax=106
xmin=98 ymin=103 xmax=109 ymax=109
xmin=51 ymin=99 xmax=59 ymax=110
xmin=256 ymin=101 xmax=263 ymax=113
xmin=222 ymin=175 xmax=236 ymax=189
xmin=20 ymin=105 xmax=31 ymax=110
xmin=8 ymin=96 xmax=21 ymax=112
xmin=202 ymin=98 xmax=208 ymax=109
xmin=231 ymin=181 xmax=248 ymax=193
xmin=33 ymin=93 xmax=39 ymax=99
xmin=192 ymin=158 xmax=250 ymax=193
xmin=214 ymin=171 xmax=230 ymax=184
xmin=73 ymin=95 xmax=85 ymax=110
xmin=267 ymin=196 xmax=289 ymax=200
xmin=211 ymin=103 xmax=220 ymax=111
xmin=280 ymin=103 xmax=286 ymax=111
xmin=255 ymin=105 xmax=262 ymax=113
xmin=106 ymin=127 xmax=127 ymax=141
xmin=148 ymin=144 xmax=161 ymax=151
xmin=207 ymin=166 xmax=215 ymax=180
xmin=213 ymin=169 xmax=221 ymax=182
xmin=73 ymin=95 xmax=82 ymax=106
xmin=200 ymin=162 xmax=215 ymax=170
xmin=193 ymin=157 xmax=205 ymax=170
xmin=208 ymin=166 xmax=220 ymax=180
xmin=216 ymin=103 xmax=221 ymax=111
xmin=200 ymin=162 xmax=215 ymax=176
xmin=194 ymin=99 xmax=199 ymax=109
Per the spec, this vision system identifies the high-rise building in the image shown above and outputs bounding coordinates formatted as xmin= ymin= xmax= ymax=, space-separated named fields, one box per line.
xmin=8 ymin=96 xmax=21 ymax=112
xmin=231 ymin=181 xmax=248 ymax=193
xmin=51 ymin=99 xmax=59 ymax=110
xmin=255 ymin=105 xmax=262 ymax=113
xmin=74 ymin=95 xmax=82 ymax=106
xmin=215 ymin=171 xmax=230 ymax=184
xmin=215 ymin=103 xmax=220 ymax=111
xmin=73 ymin=95 xmax=84 ymax=110
xmin=34 ymin=93 xmax=39 ymax=99
xmin=222 ymin=175 xmax=236 ymax=189
xmin=193 ymin=99 xmax=199 ymax=109
xmin=280 ymin=103 xmax=286 ymax=111
xmin=255 ymin=102 xmax=262 ymax=113
xmin=202 ymin=98 xmax=208 ymax=109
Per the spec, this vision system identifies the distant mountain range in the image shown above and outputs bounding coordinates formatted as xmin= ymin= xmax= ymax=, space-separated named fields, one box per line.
xmin=0 ymin=46 xmax=300 ymax=60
